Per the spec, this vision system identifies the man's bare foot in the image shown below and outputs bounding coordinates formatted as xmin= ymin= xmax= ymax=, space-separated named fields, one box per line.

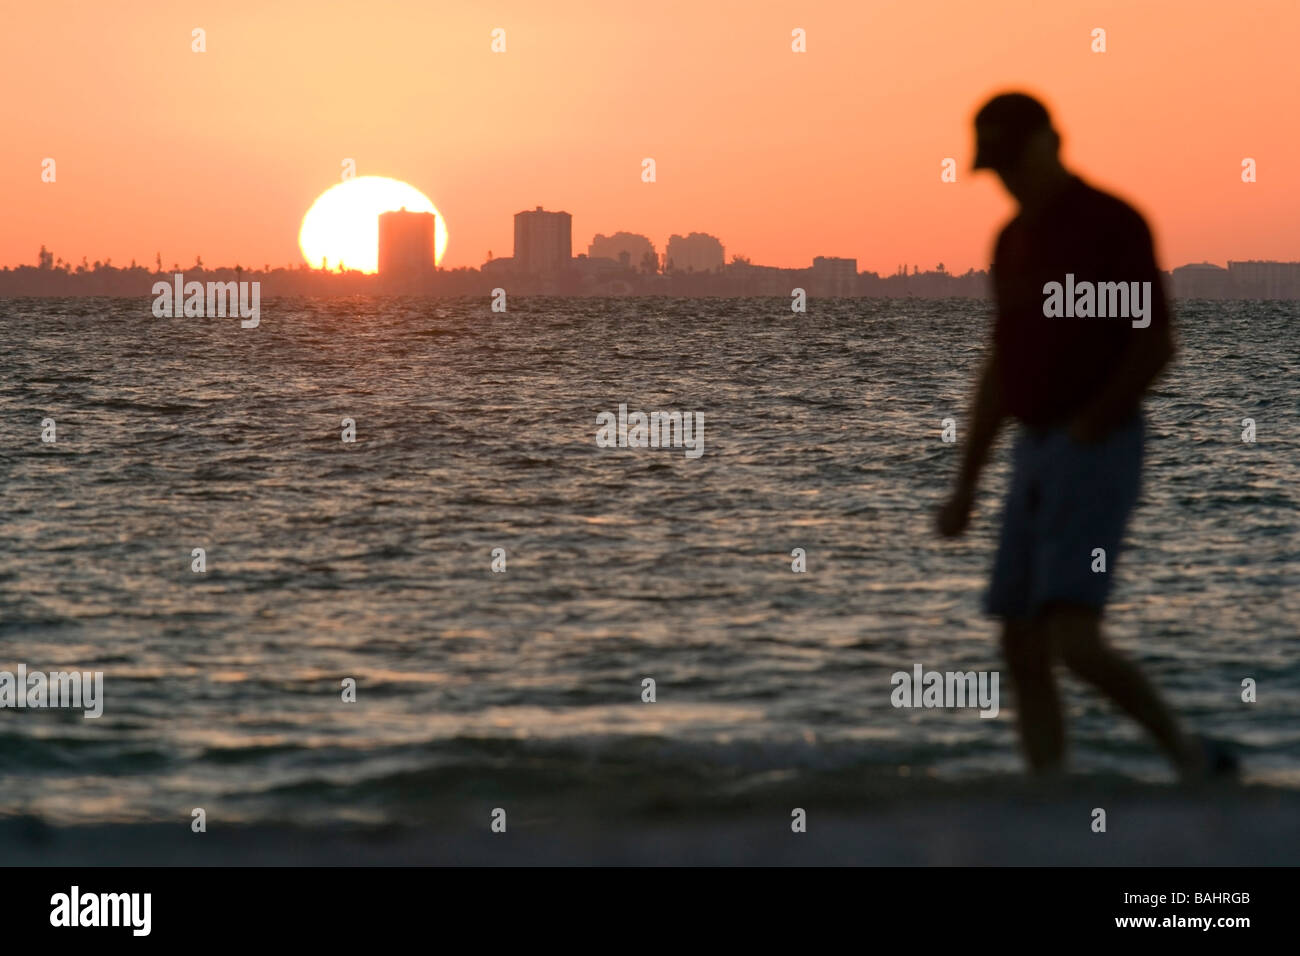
xmin=1180 ymin=736 xmax=1239 ymax=783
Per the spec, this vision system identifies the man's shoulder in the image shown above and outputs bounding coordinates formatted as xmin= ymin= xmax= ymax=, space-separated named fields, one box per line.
xmin=994 ymin=178 xmax=1156 ymax=261
xmin=1070 ymin=179 xmax=1151 ymax=236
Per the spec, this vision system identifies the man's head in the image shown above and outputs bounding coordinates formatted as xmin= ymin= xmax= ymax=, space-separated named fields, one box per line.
xmin=972 ymin=92 xmax=1065 ymax=203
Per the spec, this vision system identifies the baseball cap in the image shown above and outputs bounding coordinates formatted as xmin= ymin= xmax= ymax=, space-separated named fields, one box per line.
xmin=972 ymin=93 xmax=1052 ymax=170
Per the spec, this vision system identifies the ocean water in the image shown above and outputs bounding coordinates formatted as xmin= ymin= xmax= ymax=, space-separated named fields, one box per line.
xmin=1 ymin=296 xmax=1296 ymax=827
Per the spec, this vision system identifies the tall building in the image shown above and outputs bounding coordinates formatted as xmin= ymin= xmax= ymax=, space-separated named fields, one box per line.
xmin=1227 ymin=260 xmax=1300 ymax=299
xmin=514 ymin=206 xmax=572 ymax=275
xmin=588 ymin=232 xmax=657 ymax=272
xmin=665 ymin=233 xmax=724 ymax=273
xmin=378 ymin=208 xmax=436 ymax=277
xmin=811 ymin=256 xmax=858 ymax=296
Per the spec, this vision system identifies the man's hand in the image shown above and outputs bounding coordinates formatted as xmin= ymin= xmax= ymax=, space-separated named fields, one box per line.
xmin=938 ymin=354 xmax=1005 ymax=539
xmin=936 ymin=483 xmax=976 ymax=538
xmin=1068 ymin=322 xmax=1173 ymax=446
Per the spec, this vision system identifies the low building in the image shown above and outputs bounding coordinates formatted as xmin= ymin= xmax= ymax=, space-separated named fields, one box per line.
xmin=665 ymin=232 xmax=724 ymax=273
xmin=811 ymin=256 xmax=858 ymax=297
xmin=588 ymin=232 xmax=657 ymax=273
xmin=1171 ymin=262 xmax=1230 ymax=299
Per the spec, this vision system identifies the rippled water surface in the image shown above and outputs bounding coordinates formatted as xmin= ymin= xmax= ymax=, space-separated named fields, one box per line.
xmin=2 ymin=296 xmax=1296 ymax=824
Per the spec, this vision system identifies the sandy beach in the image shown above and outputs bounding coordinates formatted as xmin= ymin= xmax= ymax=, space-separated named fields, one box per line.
xmin=5 ymin=778 xmax=1294 ymax=866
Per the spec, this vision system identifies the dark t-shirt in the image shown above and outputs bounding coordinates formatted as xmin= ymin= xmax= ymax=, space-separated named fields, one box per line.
xmin=991 ymin=176 xmax=1171 ymax=427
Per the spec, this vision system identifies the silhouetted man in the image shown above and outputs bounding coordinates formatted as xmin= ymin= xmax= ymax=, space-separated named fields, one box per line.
xmin=937 ymin=92 xmax=1232 ymax=779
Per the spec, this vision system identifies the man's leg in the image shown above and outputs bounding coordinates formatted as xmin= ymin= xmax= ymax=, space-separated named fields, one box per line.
xmin=1041 ymin=602 xmax=1201 ymax=776
xmin=1000 ymin=616 xmax=1064 ymax=773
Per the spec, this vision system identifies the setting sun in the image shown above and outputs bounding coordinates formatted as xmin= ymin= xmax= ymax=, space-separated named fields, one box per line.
xmin=298 ymin=176 xmax=448 ymax=273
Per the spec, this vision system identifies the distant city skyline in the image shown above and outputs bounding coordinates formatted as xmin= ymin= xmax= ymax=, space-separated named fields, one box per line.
xmin=6 ymin=219 xmax=1295 ymax=285
xmin=6 ymin=232 xmax=1299 ymax=301
xmin=7 ymin=203 xmax=1298 ymax=280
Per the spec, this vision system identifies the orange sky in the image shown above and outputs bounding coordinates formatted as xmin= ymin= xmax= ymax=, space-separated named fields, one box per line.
xmin=3 ymin=0 xmax=1297 ymax=274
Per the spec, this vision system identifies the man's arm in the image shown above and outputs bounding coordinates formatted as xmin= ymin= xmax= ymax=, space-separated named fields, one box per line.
xmin=937 ymin=351 xmax=1008 ymax=537
xmin=1070 ymin=223 xmax=1176 ymax=441
xmin=1069 ymin=320 xmax=1174 ymax=441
